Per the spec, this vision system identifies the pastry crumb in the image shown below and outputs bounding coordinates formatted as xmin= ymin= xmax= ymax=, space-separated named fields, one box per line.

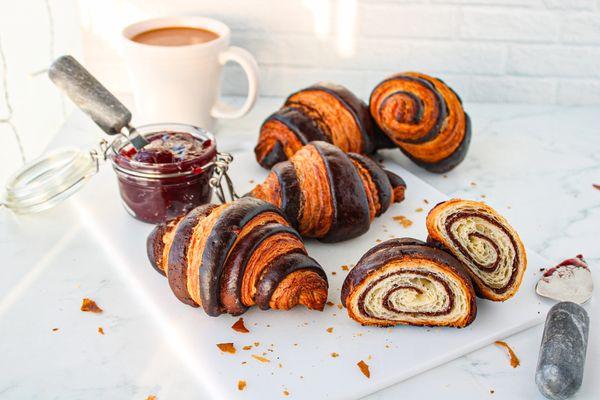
xmin=80 ymin=298 xmax=102 ymax=313
xmin=490 ymin=389 xmax=495 ymax=394
xmin=254 ymin=341 xmax=260 ymax=347
xmin=357 ymin=360 xmax=370 ymax=378
xmin=252 ymin=354 xmax=270 ymax=363
xmin=283 ymin=390 xmax=290 ymax=396
xmin=331 ymin=352 xmax=339 ymax=358
xmin=326 ymin=327 xmax=333 ymax=333
xmin=341 ymin=265 xmax=349 ymax=271
xmin=423 ymin=199 xmax=429 ymax=204
xmin=232 ymin=317 xmax=250 ymax=333
xmin=415 ymin=207 xmax=423 ymax=212
xmin=494 ymin=341 xmax=520 ymax=368
xmin=337 ymin=304 xmax=343 ymax=309
xmin=326 ymin=301 xmax=334 ymax=307
xmin=593 ymin=184 xmax=600 ymax=190
xmin=217 ymin=343 xmax=236 ymax=354
xmin=375 ymin=239 xmax=382 ymax=243
xmin=52 ymin=328 xmax=59 ymax=332
xmin=238 ymin=380 xmax=247 ymax=391
xmin=146 ymin=396 xmax=157 ymax=400
xmin=98 ymin=326 xmax=104 ymax=335
xmin=392 ymin=215 xmax=413 ymax=228
xmin=331 ymin=271 xmax=337 ymax=275
xmin=470 ymin=181 xmax=477 ymax=186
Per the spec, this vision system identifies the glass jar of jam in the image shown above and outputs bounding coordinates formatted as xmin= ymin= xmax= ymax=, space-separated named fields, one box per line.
xmin=109 ymin=123 xmax=217 ymax=224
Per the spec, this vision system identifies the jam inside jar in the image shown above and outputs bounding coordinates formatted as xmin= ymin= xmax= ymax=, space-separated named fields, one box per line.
xmin=109 ymin=123 xmax=217 ymax=224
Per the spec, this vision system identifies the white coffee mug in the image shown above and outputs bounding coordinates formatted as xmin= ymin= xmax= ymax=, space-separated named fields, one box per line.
xmin=122 ymin=16 xmax=259 ymax=130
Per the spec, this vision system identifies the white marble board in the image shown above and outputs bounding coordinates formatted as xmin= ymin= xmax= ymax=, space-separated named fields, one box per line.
xmin=76 ymin=149 xmax=551 ymax=400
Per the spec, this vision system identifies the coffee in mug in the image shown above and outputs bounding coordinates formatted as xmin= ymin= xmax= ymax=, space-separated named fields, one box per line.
xmin=122 ymin=17 xmax=259 ymax=130
xmin=131 ymin=27 xmax=219 ymax=47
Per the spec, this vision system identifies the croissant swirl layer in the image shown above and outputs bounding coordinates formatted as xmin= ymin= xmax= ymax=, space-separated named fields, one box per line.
xmin=255 ymin=83 xmax=383 ymax=169
xmin=369 ymin=72 xmax=471 ymax=173
xmin=251 ymin=141 xmax=407 ymax=242
xmin=147 ymin=197 xmax=328 ymax=316
xmin=426 ymin=199 xmax=527 ymax=301
xmin=341 ymin=238 xmax=476 ymax=327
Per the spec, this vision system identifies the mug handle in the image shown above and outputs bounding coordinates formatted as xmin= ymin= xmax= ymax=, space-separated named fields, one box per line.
xmin=211 ymin=46 xmax=259 ymax=119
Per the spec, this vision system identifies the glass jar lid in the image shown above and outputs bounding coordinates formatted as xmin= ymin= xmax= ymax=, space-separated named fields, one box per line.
xmin=2 ymin=147 xmax=100 ymax=214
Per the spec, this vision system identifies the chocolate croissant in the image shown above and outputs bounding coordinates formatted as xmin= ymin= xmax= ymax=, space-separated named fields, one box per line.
xmin=255 ymin=83 xmax=386 ymax=169
xmin=369 ymin=72 xmax=471 ymax=173
xmin=341 ymin=238 xmax=476 ymax=328
xmin=147 ymin=197 xmax=329 ymax=316
xmin=426 ymin=199 xmax=527 ymax=301
xmin=250 ymin=141 xmax=406 ymax=242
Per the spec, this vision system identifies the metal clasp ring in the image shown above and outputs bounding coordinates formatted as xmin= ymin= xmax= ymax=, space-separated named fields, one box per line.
xmin=209 ymin=152 xmax=239 ymax=204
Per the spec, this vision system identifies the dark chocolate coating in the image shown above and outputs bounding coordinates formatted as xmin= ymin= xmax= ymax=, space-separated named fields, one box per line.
xmin=347 ymin=153 xmax=393 ymax=216
xmin=341 ymin=237 xmax=475 ymax=320
xmin=286 ymin=82 xmax=378 ymax=154
xmin=384 ymin=170 xmax=407 ymax=194
xmin=272 ymin=161 xmax=302 ymax=229
xmin=399 ymin=113 xmax=472 ymax=173
xmin=147 ymin=223 xmax=168 ymax=277
xmin=254 ymin=252 xmax=327 ymax=310
xmin=373 ymin=125 xmax=396 ymax=150
xmin=199 ymin=198 xmax=287 ymax=316
xmin=258 ymin=140 xmax=286 ymax=170
xmin=147 ymin=215 xmax=185 ymax=277
xmin=257 ymin=106 xmax=329 ymax=168
xmin=425 ymin=235 xmax=448 ymax=252
xmin=219 ymin=223 xmax=304 ymax=316
xmin=167 ymin=204 xmax=217 ymax=307
xmin=272 ymin=106 xmax=330 ymax=144
xmin=370 ymin=74 xmax=447 ymax=145
xmin=312 ymin=141 xmax=371 ymax=243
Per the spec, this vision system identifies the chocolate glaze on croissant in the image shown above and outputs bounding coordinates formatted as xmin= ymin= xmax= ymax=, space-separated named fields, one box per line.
xmin=369 ymin=72 xmax=471 ymax=173
xmin=251 ymin=141 xmax=406 ymax=242
xmin=341 ymin=238 xmax=476 ymax=328
xmin=255 ymin=83 xmax=387 ymax=169
xmin=426 ymin=199 xmax=527 ymax=301
xmin=147 ymin=197 xmax=328 ymax=316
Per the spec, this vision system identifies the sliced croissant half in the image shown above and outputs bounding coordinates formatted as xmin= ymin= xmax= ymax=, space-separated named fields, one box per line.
xmin=342 ymin=238 xmax=477 ymax=328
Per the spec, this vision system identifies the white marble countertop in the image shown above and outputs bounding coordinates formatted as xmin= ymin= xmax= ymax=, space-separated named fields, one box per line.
xmin=1 ymin=98 xmax=598 ymax=399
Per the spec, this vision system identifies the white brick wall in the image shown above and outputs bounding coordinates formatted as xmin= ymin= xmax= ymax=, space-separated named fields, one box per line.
xmin=1 ymin=1 xmax=599 ymax=186
xmin=77 ymin=0 xmax=600 ymax=105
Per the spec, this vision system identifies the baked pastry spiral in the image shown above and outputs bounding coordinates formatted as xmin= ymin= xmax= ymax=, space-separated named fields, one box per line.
xmin=147 ymin=197 xmax=329 ymax=316
xmin=341 ymin=238 xmax=476 ymax=328
xmin=426 ymin=199 xmax=527 ymax=301
xmin=369 ymin=72 xmax=471 ymax=173
xmin=254 ymin=83 xmax=387 ymax=169
xmin=250 ymin=141 xmax=407 ymax=242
